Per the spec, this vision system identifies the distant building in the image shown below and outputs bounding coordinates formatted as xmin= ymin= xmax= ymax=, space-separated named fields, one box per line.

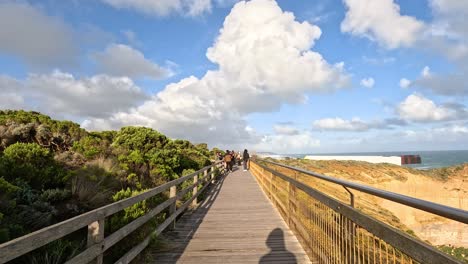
xmin=304 ymin=155 xmax=422 ymax=165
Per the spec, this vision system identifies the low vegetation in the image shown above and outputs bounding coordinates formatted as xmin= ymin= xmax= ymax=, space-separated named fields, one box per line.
xmin=438 ymin=245 xmax=468 ymax=263
xmin=0 ymin=110 xmax=216 ymax=263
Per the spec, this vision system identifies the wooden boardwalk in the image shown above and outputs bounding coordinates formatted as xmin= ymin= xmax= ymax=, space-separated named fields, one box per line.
xmin=150 ymin=167 xmax=312 ymax=263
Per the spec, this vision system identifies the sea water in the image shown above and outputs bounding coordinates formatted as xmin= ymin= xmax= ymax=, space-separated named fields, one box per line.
xmin=286 ymin=150 xmax=468 ymax=170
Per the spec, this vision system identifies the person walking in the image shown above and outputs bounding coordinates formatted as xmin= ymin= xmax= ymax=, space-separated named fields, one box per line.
xmin=231 ymin=150 xmax=236 ymax=169
xmin=224 ymin=150 xmax=233 ymax=172
xmin=243 ymin=149 xmax=250 ymax=171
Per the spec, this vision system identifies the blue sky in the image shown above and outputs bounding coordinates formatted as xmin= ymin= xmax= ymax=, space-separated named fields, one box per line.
xmin=1 ymin=0 xmax=467 ymax=153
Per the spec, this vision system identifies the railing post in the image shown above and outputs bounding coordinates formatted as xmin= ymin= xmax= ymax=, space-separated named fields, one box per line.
xmin=287 ymin=181 xmax=291 ymax=225
xmin=269 ymin=172 xmax=275 ymax=204
xmin=169 ymin=185 xmax=177 ymax=229
xmin=192 ymin=174 xmax=199 ymax=206
xmin=87 ymin=219 xmax=104 ymax=264
xmin=288 ymin=181 xmax=297 ymax=230
xmin=211 ymin=166 xmax=215 ymax=183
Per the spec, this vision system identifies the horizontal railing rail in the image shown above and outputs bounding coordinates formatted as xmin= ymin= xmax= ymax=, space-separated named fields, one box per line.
xmin=260 ymin=159 xmax=468 ymax=224
xmin=251 ymin=159 xmax=465 ymax=264
xmin=0 ymin=161 xmax=224 ymax=264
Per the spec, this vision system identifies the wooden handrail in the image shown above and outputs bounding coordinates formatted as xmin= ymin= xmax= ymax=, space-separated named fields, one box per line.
xmin=0 ymin=161 xmax=224 ymax=264
xmin=250 ymin=160 xmax=463 ymax=264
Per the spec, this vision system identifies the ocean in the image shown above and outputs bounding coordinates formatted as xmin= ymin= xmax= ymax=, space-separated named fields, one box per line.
xmin=280 ymin=150 xmax=468 ymax=170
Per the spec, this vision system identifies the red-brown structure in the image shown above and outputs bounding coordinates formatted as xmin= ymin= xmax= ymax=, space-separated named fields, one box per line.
xmin=401 ymin=155 xmax=422 ymax=165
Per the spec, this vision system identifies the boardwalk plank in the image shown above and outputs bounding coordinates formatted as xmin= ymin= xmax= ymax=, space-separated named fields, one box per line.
xmin=150 ymin=167 xmax=313 ymax=263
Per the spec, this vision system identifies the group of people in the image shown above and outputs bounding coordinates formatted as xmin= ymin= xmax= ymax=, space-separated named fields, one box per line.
xmin=217 ymin=149 xmax=250 ymax=172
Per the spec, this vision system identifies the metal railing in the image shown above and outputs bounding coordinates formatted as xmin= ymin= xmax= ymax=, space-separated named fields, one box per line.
xmin=0 ymin=161 xmax=224 ymax=264
xmin=251 ymin=159 xmax=467 ymax=264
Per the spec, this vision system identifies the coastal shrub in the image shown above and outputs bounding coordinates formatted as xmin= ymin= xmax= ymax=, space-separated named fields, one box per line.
xmin=438 ymin=245 xmax=468 ymax=263
xmin=27 ymin=238 xmax=84 ymax=264
xmin=72 ymin=131 xmax=115 ymax=159
xmin=0 ymin=110 xmax=86 ymax=150
xmin=111 ymin=188 xmax=150 ymax=227
xmin=179 ymin=169 xmax=196 ymax=202
xmin=70 ymin=165 xmax=119 ymax=209
xmin=106 ymin=187 xmax=165 ymax=262
xmin=113 ymin=127 xmax=174 ymax=185
xmin=1 ymin=143 xmax=67 ymax=189
xmin=173 ymin=140 xmax=211 ymax=172
xmin=0 ymin=110 xmax=214 ymax=260
xmin=428 ymin=163 xmax=467 ymax=181
xmin=40 ymin=188 xmax=72 ymax=203
xmin=0 ymin=176 xmax=20 ymax=196
xmin=72 ymin=137 xmax=102 ymax=159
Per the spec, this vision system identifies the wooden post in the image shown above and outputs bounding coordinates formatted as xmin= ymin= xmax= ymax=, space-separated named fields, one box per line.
xmin=211 ymin=167 xmax=215 ymax=183
xmin=287 ymin=181 xmax=291 ymax=226
xmin=290 ymin=172 xmax=297 ymax=230
xmin=169 ymin=185 xmax=177 ymax=229
xmin=87 ymin=219 xmax=104 ymax=264
xmin=269 ymin=172 xmax=275 ymax=203
xmin=290 ymin=184 xmax=297 ymax=232
xmin=192 ymin=174 xmax=199 ymax=206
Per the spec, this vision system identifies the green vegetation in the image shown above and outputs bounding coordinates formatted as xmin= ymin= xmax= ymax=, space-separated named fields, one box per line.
xmin=427 ymin=163 xmax=468 ymax=181
xmin=0 ymin=110 xmax=86 ymax=151
xmin=0 ymin=110 xmax=216 ymax=263
xmin=438 ymin=245 xmax=468 ymax=263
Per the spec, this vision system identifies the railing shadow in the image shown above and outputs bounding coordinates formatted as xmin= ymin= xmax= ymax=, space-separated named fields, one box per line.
xmin=259 ymin=228 xmax=297 ymax=264
xmin=151 ymin=169 xmax=228 ymax=263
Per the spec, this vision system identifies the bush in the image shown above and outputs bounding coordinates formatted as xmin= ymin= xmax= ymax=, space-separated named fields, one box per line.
xmin=1 ymin=143 xmax=67 ymax=189
xmin=438 ymin=245 xmax=468 ymax=263
xmin=71 ymin=165 xmax=120 ymax=209
xmin=0 ymin=177 xmax=20 ymax=195
xmin=110 ymin=188 xmax=150 ymax=229
xmin=106 ymin=187 xmax=165 ymax=262
xmin=72 ymin=132 xmax=115 ymax=159
xmin=0 ymin=110 xmax=86 ymax=151
xmin=27 ymin=238 xmax=84 ymax=264
xmin=40 ymin=189 xmax=72 ymax=203
xmin=0 ymin=110 xmax=215 ymax=259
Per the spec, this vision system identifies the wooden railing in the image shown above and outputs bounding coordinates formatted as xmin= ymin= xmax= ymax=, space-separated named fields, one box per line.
xmin=250 ymin=160 xmax=465 ymax=264
xmin=0 ymin=161 xmax=224 ymax=264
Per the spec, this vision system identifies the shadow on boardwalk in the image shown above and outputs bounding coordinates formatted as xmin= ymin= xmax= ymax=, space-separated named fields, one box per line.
xmin=259 ymin=228 xmax=297 ymax=264
xmin=150 ymin=169 xmax=228 ymax=263
xmin=150 ymin=166 xmax=311 ymax=263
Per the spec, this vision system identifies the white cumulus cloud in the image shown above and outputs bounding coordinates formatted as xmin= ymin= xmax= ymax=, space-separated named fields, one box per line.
xmin=84 ymin=0 xmax=349 ymax=149
xmin=389 ymin=1 xmax=468 ymax=96
xmin=26 ymin=71 xmax=148 ymax=118
xmin=397 ymin=93 xmax=464 ymax=122
xmin=0 ymin=75 xmax=26 ymax=110
xmin=94 ymin=44 xmax=172 ymax=79
xmin=421 ymin=66 xmax=431 ymax=77
xmin=313 ymin=117 xmax=406 ymax=132
xmin=313 ymin=117 xmax=369 ymax=131
xmin=341 ymin=0 xmax=468 ymax=97
xmin=360 ymin=77 xmax=375 ymax=88
xmin=0 ymin=71 xmax=149 ymax=119
xmin=341 ymin=0 xmax=425 ymax=49
xmin=399 ymin=78 xmax=411 ymax=88
xmin=253 ymin=132 xmax=320 ymax=154
xmin=273 ymin=124 xmax=300 ymax=135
